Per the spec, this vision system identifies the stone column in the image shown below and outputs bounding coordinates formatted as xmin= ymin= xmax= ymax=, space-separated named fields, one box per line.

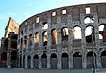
xmin=21 ymin=38 xmax=24 ymax=68
xmin=31 ymin=55 xmax=34 ymax=68
xmin=39 ymin=21 xmax=43 ymax=49
xmin=70 ymin=52 xmax=73 ymax=69
xmin=25 ymin=55 xmax=27 ymax=69
xmin=39 ymin=55 xmax=42 ymax=69
xmin=26 ymin=25 xmax=29 ymax=51
xmin=32 ymin=34 xmax=34 ymax=50
xmin=81 ymin=28 xmax=87 ymax=69
xmin=7 ymin=53 xmax=11 ymax=68
xmin=47 ymin=54 xmax=50 ymax=69
xmin=94 ymin=24 xmax=100 ymax=48
xmin=47 ymin=19 xmax=51 ymax=49
xmin=96 ymin=50 xmax=102 ymax=68
xmin=57 ymin=53 xmax=61 ymax=69
xmin=68 ymin=28 xmax=73 ymax=50
xmin=82 ymin=51 xmax=87 ymax=69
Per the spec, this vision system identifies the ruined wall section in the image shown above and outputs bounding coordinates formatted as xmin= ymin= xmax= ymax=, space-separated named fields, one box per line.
xmin=5 ymin=17 xmax=19 ymax=38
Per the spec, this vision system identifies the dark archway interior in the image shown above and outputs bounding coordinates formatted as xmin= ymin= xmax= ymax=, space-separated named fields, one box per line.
xmin=4 ymin=39 xmax=8 ymax=50
xmin=73 ymin=52 xmax=82 ymax=57
xmin=42 ymin=53 xmax=47 ymax=58
xmin=101 ymin=51 xmax=106 ymax=56
xmin=51 ymin=53 xmax=57 ymax=58
xmin=62 ymin=53 xmax=68 ymax=57
xmin=11 ymin=51 xmax=17 ymax=60
xmin=1 ymin=52 xmax=7 ymax=60
xmin=87 ymin=51 xmax=96 ymax=57
xmin=34 ymin=55 xmax=39 ymax=59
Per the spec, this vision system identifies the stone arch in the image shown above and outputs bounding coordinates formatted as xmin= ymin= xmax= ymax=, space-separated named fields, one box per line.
xmin=42 ymin=31 xmax=47 ymax=46
xmin=61 ymin=27 xmax=68 ymax=41
xmin=11 ymin=35 xmax=17 ymax=39
xmin=84 ymin=16 xmax=94 ymax=24
xmin=41 ymin=53 xmax=47 ymax=68
xmin=85 ymin=25 xmax=95 ymax=43
xmin=50 ymin=53 xmax=57 ymax=69
xmin=42 ymin=22 xmax=48 ymax=29
xmin=61 ymin=53 xmax=69 ymax=69
xmin=51 ymin=29 xmax=57 ymax=44
xmin=73 ymin=52 xmax=82 ymax=69
xmin=24 ymin=36 xmax=27 ymax=48
xmin=87 ymin=51 xmax=96 ymax=68
xmin=21 ymin=30 xmax=23 ymax=37
xmin=11 ymin=51 xmax=17 ymax=68
xmin=72 ymin=26 xmax=82 ymax=47
xmin=101 ymin=50 xmax=106 ymax=68
xmin=98 ymin=24 xmax=106 ymax=42
xmin=11 ymin=35 xmax=17 ymax=49
xmin=34 ymin=32 xmax=39 ymax=44
xmin=33 ymin=54 xmax=39 ymax=69
xmin=1 ymin=52 xmax=7 ymax=67
xmin=27 ymin=55 xmax=31 ymax=68
xmin=3 ymin=38 xmax=8 ymax=50
xmin=28 ymin=34 xmax=32 ymax=46
xmin=72 ymin=25 xmax=82 ymax=40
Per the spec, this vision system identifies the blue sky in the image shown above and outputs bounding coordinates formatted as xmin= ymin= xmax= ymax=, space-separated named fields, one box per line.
xmin=0 ymin=0 xmax=106 ymax=39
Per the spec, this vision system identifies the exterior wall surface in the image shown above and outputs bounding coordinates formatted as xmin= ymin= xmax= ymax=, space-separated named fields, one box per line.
xmin=18 ymin=3 xmax=106 ymax=69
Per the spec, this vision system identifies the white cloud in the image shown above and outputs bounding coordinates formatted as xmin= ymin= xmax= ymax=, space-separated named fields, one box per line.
xmin=8 ymin=12 xmax=17 ymax=16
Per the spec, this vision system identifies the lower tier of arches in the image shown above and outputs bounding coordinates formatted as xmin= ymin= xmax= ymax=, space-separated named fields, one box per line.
xmin=19 ymin=50 xmax=106 ymax=69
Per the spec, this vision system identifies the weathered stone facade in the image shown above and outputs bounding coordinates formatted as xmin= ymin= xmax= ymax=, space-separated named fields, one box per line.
xmin=17 ymin=3 xmax=106 ymax=69
xmin=0 ymin=17 xmax=19 ymax=68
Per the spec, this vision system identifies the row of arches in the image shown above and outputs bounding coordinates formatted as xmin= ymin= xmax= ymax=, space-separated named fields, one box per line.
xmin=23 ymin=50 xmax=106 ymax=69
xmin=21 ymin=24 xmax=106 ymax=49
xmin=1 ymin=51 xmax=17 ymax=68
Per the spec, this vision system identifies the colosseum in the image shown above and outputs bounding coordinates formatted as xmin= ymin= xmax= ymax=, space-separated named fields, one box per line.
xmin=17 ymin=3 xmax=106 ymax=69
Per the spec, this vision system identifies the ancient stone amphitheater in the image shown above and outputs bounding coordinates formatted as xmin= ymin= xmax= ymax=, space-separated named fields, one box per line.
xmin=18 ymin=3 xmax=106 ymax=69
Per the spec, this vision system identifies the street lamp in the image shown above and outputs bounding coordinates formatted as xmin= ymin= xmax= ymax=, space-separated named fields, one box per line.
xmin=91 ymin=22 xmax=96 ymax=73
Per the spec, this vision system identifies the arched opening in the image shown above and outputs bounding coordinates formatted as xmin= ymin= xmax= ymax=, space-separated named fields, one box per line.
xmin=11 ymin=35 xmax=17 ymax=39
xmin=21 ymin=31 xmax=23 ymax=37
xmin=41 ymin=53 xmax=47 ymax=68
xmin=101 ymin=50 xmax=106 ymax=68
xmin=98 ymin=24 xmax=106 ymax=42
xmin=29 ymin=34 xmax=32 ymax=46
xmin=33 ymin=54 xmax=39 ymax=69
xmin=23 ymin=55 xmax=25 ymax=68
xmin=1 ymin=52 xmax=7 ymax=67
xmin=42 ymin=22 xmax=48 ymax=29
xmin=34 ymin=32 xmax=39 ymax=44
xmin=61 ymin=53 xmax=69 ymax=69
xmin=27 ymin=55 xmax=31 ymax=68
xmin=72 ymin=26 xmax=82 ymax=47
xmin=42 ymin=31 xmax=47 ymax=46
xmin=61 ymin=27 xmax=68 ymax=41
xmin=87 ymin=51 xmax=96 ymax=68
xmin=85 ymin=26 xmax=95 ymax=43
xmin=3 ymin=38 xmax=8 ymax=50
xmin=84 ymin=17 xmax=94 ymax=24
xmin=51 ymin=29 xmax=57 ymax=44
xmin=11 ymin=51 xmax=17 ymax=68
xmin=73 ymin=52 xmax=82 ymax=69
xmin=24 ymin=36 xmax=27 ymax=49
xmin=50 ymin=53 xmax=57 ymax=69
xmin=34 ymin=32 xmax=39 ymax=50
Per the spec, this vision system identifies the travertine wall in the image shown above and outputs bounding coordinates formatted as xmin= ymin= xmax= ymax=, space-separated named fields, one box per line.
xmin=18 ymin=3 xmax=106 ymax=69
